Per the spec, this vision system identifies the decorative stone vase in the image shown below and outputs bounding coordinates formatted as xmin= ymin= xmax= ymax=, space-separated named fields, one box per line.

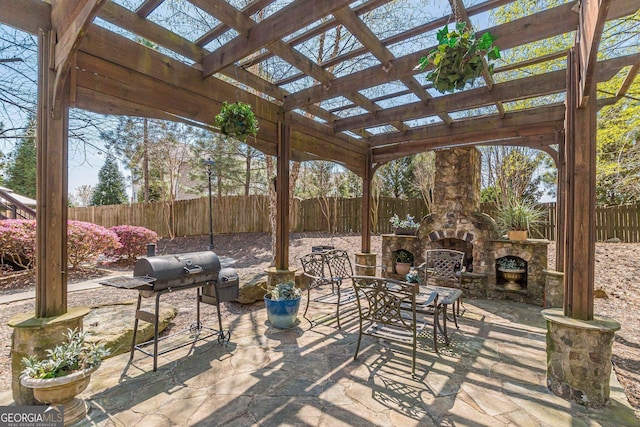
xmin=393 ymin=227 xmax=418 ymax=236
xmin=264 ymin=295 xmax=301 ymax=329
xmin=498 ymin=267 xmax=526 ymax=290
xmin=395 ymin=262 xmax=412 ymax=276
xmin=508 ymin=230 xmax=527 ymax=241
xmin=21 ymin=365 xmax=98 ymax=426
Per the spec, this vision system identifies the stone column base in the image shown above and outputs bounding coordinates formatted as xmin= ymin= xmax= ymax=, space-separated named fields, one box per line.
xmin=354 ymin=253 xmax=377 ymax=276
xmin=543 ymin=270 xmax=564 ymax=308
xmin=8 ymin=306 xmax=90 ymax=405
xmin=542 ymin=308 xmax=621 ymax=408
xmin=265 ymin=267 xmax=297 ymax=291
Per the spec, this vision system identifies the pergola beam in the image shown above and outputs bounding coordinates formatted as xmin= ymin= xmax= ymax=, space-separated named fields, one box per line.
xmin=201 ymin=0 xmax=353 ymax=78
xmin=0 ymin=0 xmax=51 ymax=33
xmin=283 ymin=0 xmax=637 ymax=112
xmin=578 ymin=0 xmax=612 ymax=106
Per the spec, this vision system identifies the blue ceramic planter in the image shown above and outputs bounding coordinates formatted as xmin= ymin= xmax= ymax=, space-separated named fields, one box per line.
xmin=264 ymin=296 xmax=301 ymax=329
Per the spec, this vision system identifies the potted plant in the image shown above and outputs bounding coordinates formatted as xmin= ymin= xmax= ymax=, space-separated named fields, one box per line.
xmin=214 ymin=101 xmax=259 ymax=142
xmin=495 ymin=197 xmax=546 ymax=240
xmin=264 ymin=280 xmax=302 ymax=329
xmin=20 ymin=328 xmax=110 ymax=426
xmin=496 ymin=257 xmax=526 ymax=290
xmin=389 ymin=214 xmax=420 ymax=235
xmin=405 ymin=269 xmax=421 ymax=285
xmin=395 ymin=249 xmax=414 ymax=276
xmin=417 ymin=23 xmax=500 ymax=93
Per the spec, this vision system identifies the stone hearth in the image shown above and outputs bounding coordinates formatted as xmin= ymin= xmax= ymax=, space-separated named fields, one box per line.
xmin=381 ymin=147 xmax=550 ymax=305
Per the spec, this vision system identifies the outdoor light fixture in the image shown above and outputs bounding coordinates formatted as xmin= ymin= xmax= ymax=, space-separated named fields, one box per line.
xmin=203 ymin=158 xmax=215 ymax=250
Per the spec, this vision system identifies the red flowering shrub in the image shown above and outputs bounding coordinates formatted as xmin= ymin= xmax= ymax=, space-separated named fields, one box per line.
xmin=105 ymin=225 xmax=158 ymax=262
xmin=67 ymin=221 xmax=121 ymax=269
xmin=0 ymin=219 xmax=36 ymax=269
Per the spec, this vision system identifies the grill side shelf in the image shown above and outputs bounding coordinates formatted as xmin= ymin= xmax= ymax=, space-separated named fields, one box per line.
xmin=99 ymin=276 xmax=156 ymax=290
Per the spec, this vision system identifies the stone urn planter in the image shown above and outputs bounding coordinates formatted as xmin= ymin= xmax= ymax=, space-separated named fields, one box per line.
xmin=498 ymin=267 xmax=526 ymax=290
xmin=21 ymin=365 xmax=98 ymax=426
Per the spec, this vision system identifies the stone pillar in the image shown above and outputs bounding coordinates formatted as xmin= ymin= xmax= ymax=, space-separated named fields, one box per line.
xmin=354 ymin=253 xmax=377 ymax=276
xmin=265 ymin=267 xmax=297 ymax=292
xmin=8 ymin=306 xmax=90 ymax=405
xmin=541 ymin=308 xmax=620 ymax=408
xmin=543 ymin=270 xmax=564 ymax=308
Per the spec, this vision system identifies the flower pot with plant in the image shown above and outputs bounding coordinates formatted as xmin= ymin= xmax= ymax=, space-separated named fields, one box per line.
xmin=495 ymin=197 xmax=545 ymax=241
xmin=395 ymin=249 xmax=414 ymax=276
xmin=20 ymin=328 xmax=110 ymax=426
xmin=417 ymin=23 xmax=500 ymax=94
xmin=264 ymin=281 xmax=302 ymax=329
xmin=389 ymin=214 xmax=420 ymax=235
xmin=214 ymin=101 xmax=259 ymax=142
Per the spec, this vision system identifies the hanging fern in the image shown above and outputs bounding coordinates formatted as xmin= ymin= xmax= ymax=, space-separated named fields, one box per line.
xmin=214 ymin=102 xmax=259 ymax=141
xmin=418 ymin=23 xmax=500 ymax=93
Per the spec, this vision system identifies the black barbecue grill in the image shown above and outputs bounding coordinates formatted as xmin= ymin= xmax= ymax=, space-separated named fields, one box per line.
xmin=100 ymin=251 xmax=239 ymax=371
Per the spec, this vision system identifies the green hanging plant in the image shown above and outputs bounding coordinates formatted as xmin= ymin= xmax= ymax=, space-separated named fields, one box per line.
xmin=418 ymin=23 xmax=500 ymax=94
xmin=214 ymin=101 xmax=259 ymax=141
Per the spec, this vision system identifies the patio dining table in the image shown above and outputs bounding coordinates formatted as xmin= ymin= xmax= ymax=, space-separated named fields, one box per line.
xmin=415 ymin=284 xmax=463 ymax=346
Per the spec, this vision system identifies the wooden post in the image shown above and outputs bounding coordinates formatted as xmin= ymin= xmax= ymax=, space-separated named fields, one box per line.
xmin=563 ymin=48 xmax=596 ymax=320
xmin=275 ymin=120 xmax=290 ymax=270
xmin=36 ymin=29 xmax=69 ymax=318
xmin=555 ymin=131 xmax=565 ymax=272
xmin=361 ymin=152 xmax=372 ymax=253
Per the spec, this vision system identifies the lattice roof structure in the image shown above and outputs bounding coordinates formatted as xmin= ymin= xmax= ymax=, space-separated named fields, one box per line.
xmin=0 ymin=0 xmax=638 ymax=320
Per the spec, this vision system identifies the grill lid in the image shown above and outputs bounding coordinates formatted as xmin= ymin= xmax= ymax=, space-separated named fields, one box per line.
xmin=134 ymin=251 xmax=221 ymax=281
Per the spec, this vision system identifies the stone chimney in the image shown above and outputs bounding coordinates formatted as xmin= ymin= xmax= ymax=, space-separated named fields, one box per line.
xmin=432 ymin=147 xmax=481 ymax=215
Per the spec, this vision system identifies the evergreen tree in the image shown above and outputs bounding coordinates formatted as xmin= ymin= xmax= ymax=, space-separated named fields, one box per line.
xmin=90 ymin=155 xmax=128 ymax=206
xmin=5 ymin=116 xmax=37 ymax=198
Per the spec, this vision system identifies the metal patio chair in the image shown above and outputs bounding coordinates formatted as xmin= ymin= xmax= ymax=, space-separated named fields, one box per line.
xmin=351 ymin=276 xmax=437 ymax=375
xmin=299 ymin=249 xmax=356 ymax=328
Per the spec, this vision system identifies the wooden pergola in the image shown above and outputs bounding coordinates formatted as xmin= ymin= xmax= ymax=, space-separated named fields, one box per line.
xmin=1 ymin=0 xmax=638 ymax=323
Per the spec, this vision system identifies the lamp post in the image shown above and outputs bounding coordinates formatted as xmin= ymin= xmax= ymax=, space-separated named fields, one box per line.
xmin=203 ymin=158 xmax=215 ymax=250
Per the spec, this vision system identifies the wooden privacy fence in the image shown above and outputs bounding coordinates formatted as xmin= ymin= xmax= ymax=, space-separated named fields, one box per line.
xmin=68 ymin=197 xmax=640 ymax=242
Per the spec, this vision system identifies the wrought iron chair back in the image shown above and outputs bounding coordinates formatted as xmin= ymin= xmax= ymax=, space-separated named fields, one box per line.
xmin=325 ymin=249 xmax=353 ymax=280
xmin=420 ymin=249 xmax=465 ymax=286
xmin=418 ymin=249 xmax=466 ymax=319
xmin=351 ymin=276 xmax=426 ymax=375
xmin=299 ymin=249 xmax=356 ymax=329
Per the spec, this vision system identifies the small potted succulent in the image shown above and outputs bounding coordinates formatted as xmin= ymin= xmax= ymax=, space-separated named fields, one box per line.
xmin=395 ymin=249 xmax=414 ymax=276
xmin=417 ymin=23 xmax=500 ymax=93
xmin=405 ymin=269 xmax=421 ymax=285
xmin=264 ymin=280 xmax=302 ymax=329
xmin=389 ymin=214 xmax=420 ymax=235
xmin=214 ymin=101 xmax=259 ymax=142
xmin=21 ymin=328 xmax=110 ymax=425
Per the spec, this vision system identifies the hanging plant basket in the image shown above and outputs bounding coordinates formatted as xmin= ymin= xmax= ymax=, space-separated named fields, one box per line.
xmin=214 ymin=101 xmax=259 ymax=141
xmin=418 ymin=23 xmax=500 ymax=93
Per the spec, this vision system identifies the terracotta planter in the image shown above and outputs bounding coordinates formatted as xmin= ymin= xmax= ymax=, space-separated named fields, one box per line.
xmin=395 ymin=262 xmax=412 ymax=276
xmin=508 ymin=230 xmax=527 ymax=241
xmin=21 ymin=365 xmax=98 ymax=426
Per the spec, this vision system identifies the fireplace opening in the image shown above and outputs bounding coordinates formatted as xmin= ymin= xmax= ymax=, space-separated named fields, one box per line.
xmin=496 ymin=256 xmax=528 ymax=290
xmin=431 ymin=238 xmax=473 ymax=272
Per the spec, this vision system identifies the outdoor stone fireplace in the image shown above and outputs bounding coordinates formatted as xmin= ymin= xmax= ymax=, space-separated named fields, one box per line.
xmin=381 ymin=147 xmax=550 ymax=305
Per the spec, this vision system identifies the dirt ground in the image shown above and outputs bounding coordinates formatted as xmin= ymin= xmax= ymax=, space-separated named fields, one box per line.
xmin=0 ymin=232 xmax=638 ymax=417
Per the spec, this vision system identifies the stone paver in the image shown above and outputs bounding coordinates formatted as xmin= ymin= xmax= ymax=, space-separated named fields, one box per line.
xmin=2 ymin=296 xmax=638 ymax=427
